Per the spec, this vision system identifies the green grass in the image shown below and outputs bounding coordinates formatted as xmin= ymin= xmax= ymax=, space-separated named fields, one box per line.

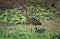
xmin=0 ymin=25 xmax=60 ymax=39
xmin=0 ymin=6 xmax=54 ymax=24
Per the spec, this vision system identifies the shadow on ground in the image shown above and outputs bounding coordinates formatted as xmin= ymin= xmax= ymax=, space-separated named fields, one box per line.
xmin=35 ymin=28 xmax=46 ymax=34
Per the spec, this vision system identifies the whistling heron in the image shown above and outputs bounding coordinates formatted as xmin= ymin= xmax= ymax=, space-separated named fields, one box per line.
xmin=19 ymin=5 xmax=41 ymax=31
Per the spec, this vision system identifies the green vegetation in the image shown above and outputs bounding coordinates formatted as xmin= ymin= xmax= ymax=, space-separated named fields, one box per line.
xmin=0 ymin=6 xmax=54 ymax=24
xmin=0 ymin=8 xmax=26 ymax=24
xmin=0 ymin=0 xmax=60 ymax=39
xmin=27 ymin=0 xmax=42 ymax=6
xmin=0 ymin=26 xmax=60 ymax=39
xmin=50 ymin=31 xmax=60 ymax=39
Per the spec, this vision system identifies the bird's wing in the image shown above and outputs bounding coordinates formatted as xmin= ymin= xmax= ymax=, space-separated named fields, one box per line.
xmin=31 ymin=17 xmax=41 ymax=24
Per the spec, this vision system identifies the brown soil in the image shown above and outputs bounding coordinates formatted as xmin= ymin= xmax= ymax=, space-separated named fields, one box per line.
xmin=42 ymin=18 xmax=60 ymax=33
xmin=0 ymin=18 xmax=60 ymax=33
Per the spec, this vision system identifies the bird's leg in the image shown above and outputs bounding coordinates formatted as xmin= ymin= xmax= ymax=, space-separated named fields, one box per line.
xmin=30 ymin=24 xmax=32 ymax=32
xmin=35 ymin=25 xmax=38 ymax=31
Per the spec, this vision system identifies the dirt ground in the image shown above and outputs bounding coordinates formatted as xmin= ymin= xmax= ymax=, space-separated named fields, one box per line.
xmin=42 ymin=18 xmax=60 ymax=33
xmin=0 ymin=18 xmax=60 ymax=34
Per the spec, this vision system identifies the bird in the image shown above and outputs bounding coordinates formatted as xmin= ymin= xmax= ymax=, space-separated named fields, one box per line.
xmin=19 ymin=5 xmax=42 ymax=31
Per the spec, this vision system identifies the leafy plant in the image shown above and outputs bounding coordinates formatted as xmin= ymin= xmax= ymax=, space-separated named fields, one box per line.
xmin=27 ymin=0 xmax=42 ymax=6
xmin=0 ymin=26 xmax=53 ymax=39
xmin=0 ymin=6 xmax=54 ymax=24
xmin=27 ymin=6 xmax=54 ymax=21
xmin=0 ymin=8 xmax=26 ymax=24
xmin=50 ymin=31 xmax=60 ymax=39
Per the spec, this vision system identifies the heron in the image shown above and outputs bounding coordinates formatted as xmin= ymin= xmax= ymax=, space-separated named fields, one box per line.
xmin=19 ymin=5 xmax=42 ymax=31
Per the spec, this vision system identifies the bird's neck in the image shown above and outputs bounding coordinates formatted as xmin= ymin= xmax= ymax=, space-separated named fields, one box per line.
xmin=24 ymin=8 xmax=31 ymax=23
xmin=25 ymin=9 xmax=30 ymax=19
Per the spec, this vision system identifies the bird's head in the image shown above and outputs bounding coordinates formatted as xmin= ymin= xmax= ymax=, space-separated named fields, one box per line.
xmin=18 ymin=5 xmax=27 ymax=12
